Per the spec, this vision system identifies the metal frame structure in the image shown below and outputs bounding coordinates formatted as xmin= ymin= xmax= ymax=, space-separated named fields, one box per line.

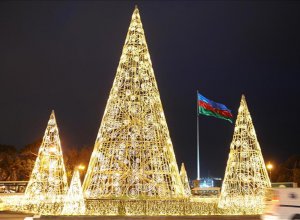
xmin=62 ymin=170 xmax=85 ymax=215
xmin=82 ymin=6 xmax=184 ymax=200
xmin=23 ymin=110 xmax=68 ymax=214
xmin=180 ymin=163 xmax=192 ymax=197
xmin=219 ymin=95 xmax=271 ymax=210
xmin=1 ymin=8 xmax=271 ymax=217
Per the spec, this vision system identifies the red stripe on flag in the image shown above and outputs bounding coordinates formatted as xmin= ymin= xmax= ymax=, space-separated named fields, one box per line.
xmin=198 ymin=100 xmax=233 ymax=118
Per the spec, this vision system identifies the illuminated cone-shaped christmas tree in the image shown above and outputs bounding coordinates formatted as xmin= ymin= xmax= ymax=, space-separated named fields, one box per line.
xmin=24 ymin=110 xmax=68 ymax=213
xmin=180 ymin=163 xmax=191 ymax=197
xmin=219 ymin=95 xmax=271 ymax=211
xmin=62 ymin=170 xmax=85 ymax=215
xmin=83 ymin=7 xmax=184 ymax=199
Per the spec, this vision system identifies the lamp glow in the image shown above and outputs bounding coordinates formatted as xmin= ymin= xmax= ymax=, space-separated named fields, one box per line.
xmin=267 ymin=163 xmax=273 ymax=170
xmin=78 ymin=165 xmax=85 ymax=171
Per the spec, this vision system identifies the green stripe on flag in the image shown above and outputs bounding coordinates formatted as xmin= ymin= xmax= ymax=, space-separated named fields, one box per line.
xmin=199 ymin=106 xmax=233 ymax=123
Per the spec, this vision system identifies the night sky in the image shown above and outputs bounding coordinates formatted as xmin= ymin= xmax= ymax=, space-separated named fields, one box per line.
xmin=1 ymin=1 xmax=299 ymax=179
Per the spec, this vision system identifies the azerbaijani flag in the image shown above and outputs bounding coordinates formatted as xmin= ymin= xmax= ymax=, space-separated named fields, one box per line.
xmin=198 ymin=93 xmax=233 ymax=123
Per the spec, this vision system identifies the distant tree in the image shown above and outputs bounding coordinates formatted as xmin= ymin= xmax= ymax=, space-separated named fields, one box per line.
xmin=63 ymin=145 xmax=93 ymax=182
xmin=277 ymin=167 xmax=293 ymax=182
xmin=18 ymin=139 xmax=42 ymax=180
xmin=64 ymin=147 xmax=79 ymax=182
xmin=77 ymin=145 xmax=93 ymax=168
xmin=0 ymin=144 xmax=17 ymax=181
xmin=77 ymin=145 xmax=93 ymax=181
xmin=6 ymin=167 xmax=17 ymax=181
xmin=293 ymin=168 xmax=300 ymax=184
xmin=274 ymin=155 xmax=300 ymax=186
xmin=19 ymin=139 xmax=41 ymax=158
xmin=0 ymin=142 xmax=93 ymax=182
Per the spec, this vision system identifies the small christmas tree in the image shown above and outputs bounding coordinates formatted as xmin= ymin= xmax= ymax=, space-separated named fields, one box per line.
xmin=62 ymin=170 xmax=85 ymax=215
xmin=24 ymin=110 xmax=68 ymax=214
xmin=83 ymin=7 xmax=184 ymax=199
xmin=180 ymin=163 xmax=191 ymax=197
xmin=219 ymin=95 xmax=271 ymax=211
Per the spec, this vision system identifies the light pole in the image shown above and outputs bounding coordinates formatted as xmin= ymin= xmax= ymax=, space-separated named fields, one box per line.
xmin=267 ymin=162 xmax=273 ymax=182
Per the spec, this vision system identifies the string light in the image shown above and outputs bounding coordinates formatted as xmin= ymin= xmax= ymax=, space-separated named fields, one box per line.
xmin=1 ymin=7 xmax=271 ymax=216
xmin=62 ymin=170 xmax=85 ymax=215
xmin=82 ymin=6 xmax=185 ymax=203
xmin=218 ymin=95 xmax=271 ymax=213
xmin=180 ymin=163 xmax=192 ymax=197
xmin=22 ymin=110 xmax=68 ymax=215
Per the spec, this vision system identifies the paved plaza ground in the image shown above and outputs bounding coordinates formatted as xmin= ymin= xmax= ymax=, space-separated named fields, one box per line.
xmin=0 ymin=211 xmax=261 ymax=220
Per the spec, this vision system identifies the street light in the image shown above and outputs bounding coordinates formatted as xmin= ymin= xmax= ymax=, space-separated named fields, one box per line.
xmin=78 ymin=164 xmax=85 ymax=171
xmin=267 ymin=162 xmax=273 ymax=182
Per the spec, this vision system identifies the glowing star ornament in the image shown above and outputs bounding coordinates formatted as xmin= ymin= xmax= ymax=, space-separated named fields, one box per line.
xmin=219 ymin=95 xmax=271 ymax=212
xmin=180 ymin=163 xmax=191 ymax=197
xmin=24 ymin=110 xmax=68 ymax=214
xmin=83 ymin=6 xmax=184 ymax=200
xmin=62 ymin=170 xmax=85 ymax=215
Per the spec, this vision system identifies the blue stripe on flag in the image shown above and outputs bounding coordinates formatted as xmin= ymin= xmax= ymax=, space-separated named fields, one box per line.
xmin=198 ymin=93 xmax=231 ymax=112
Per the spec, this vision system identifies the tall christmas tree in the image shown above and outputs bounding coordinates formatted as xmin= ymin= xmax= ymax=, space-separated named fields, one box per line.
xmin=62 ymin=170 xmax=85 ymax=215
xmin=180 ymin=163 xmax=191 ymax=197
xmin=24 ymin=111 xmax=68 ymax=210
xmin=83 ymin=7 xmax=184 ymax=199
xmin=219 ymin=95 xmax=271 ymax=210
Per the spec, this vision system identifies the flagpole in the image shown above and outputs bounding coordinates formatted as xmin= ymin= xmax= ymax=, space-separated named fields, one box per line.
xmin=196 ymin=90 xmax=200 ymax=180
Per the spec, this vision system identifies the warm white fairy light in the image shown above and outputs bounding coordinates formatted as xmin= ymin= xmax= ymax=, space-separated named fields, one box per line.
xmin=22 ymin=110 xmax=68 ymax=215
xmin=180 ymin=163 xmax=192 ymax=197
xmin=2 ymin=7 xmax=272 ymax=216
xmin=62 ymin=170 xmax=85 ymax=215
xmin=82 ymin=6 xmax=184 ymax=203
xmin=218 ymin=95 xmax=271 ymax=213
